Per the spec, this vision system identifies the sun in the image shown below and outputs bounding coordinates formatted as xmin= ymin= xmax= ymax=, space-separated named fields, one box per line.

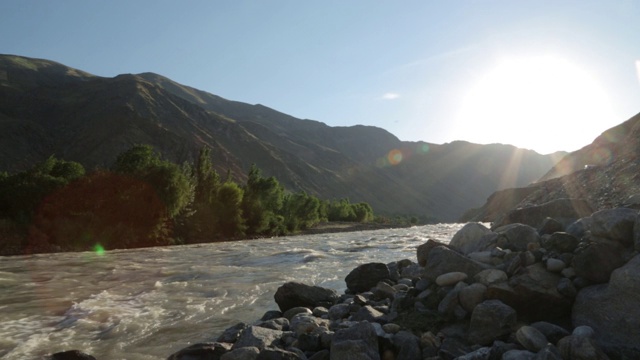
xmin=455 ymin=55 xmax=614 ymax=154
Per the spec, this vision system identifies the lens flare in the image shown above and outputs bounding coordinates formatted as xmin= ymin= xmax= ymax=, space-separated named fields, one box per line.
xmin=387 ymin=149 xmax=403 ymax=165
xmin=93 ymin=244 xmax=105 ymax=256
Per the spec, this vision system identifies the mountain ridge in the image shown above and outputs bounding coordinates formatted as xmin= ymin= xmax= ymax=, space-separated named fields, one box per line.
xmin=0 ymin=54 xmax=563 ymax=221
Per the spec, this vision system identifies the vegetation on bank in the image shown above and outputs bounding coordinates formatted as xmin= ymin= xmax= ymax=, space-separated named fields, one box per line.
xmin=0 ymin=145 xmax=380 ymax=255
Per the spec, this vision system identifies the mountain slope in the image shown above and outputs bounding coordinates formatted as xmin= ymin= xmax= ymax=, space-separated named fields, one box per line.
xmin=464 ymin=112 xmax=640 ymax=224
xmin=0 ymin=54 xmax=561 ymax=221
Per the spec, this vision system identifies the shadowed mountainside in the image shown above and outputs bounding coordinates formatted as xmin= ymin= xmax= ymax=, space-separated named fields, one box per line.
xmin=0 ymin=54 xmax=563 ymax=221
xmin=463 ymin=112 xmax=640 ymax=225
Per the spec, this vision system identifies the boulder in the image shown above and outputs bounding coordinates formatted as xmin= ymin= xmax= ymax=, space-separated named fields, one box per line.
xmin=274 ymin=282 xmax=339 ymax=313
xmin=233 ymin=326 xmax=283 ymax=350
xmin=538 ymin=217 xmax=564 ymax=236
xmin=392 ymin=331 xmax=422 ymax=360
xmin=435 ymin=272 xmax=468 ymax=286
xmin=289 ymin=313 xmax=328 ymax=336
xmin=468 ymin=299 xmax=517 ymax=346
xmin=221 ymin=347 xmax=260 ymax=360
xmin=487 ymin=263 xmax=571 ymax=322
xmin=590 ymin=208 xmax=637 ymax=246
xmin=255 ymin=347 xmax=305 ymax=360
xmin=571 ymin=242 xmax=627 ymax=284
xmin=473 ymin=269 xmax=508 ymax=286
xmin=328 ymin=303 xmax=350 ymax=321
xmin=448 ymin=222 xmax=494 ymax=254
xmin=423 ymin=246 xmax=489 ymax=281
xmin=494 ymin=223 xmax=540 ymax=251
xmin=516 ymin=325 xmax=549 ymax=352
xmin=46 ymin=351 xmax=97 ymax=360
xmin=416 ymin=239 xmax=446 ymax=266
xmin=345 ymin=263 xmax=391 ymax=293
xmin=557 ymin=327 xmax=611 ymax=360
xmin=634 ymin=211 xmax=640 ymax=252
xmin=352 ymin=305 xmax=386 ymax=323
xmin=542 ymin=232 xmax=579 ymax=253
xmin=330 ymin=321 xmax=380 ymax=360
xmin=218 ymin=322 xmax=249 ymax=343
xmin=458 ymin=282 xmax=487 ymax=313
xmin=566 ymin=216 xmax=592 ymax=239
xmin=572 ymin=254 xmax=640 ymax=356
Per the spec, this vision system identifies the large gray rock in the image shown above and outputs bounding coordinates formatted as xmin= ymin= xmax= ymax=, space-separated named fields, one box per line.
xmin=486 ymin=263 xmax=571 ymax=322
xmin=233 ymin=326 xmax=283 ymax=350
xmin=330 ymin=321 xmax=380 ymax=360
xmin=494 ymin=223 xmax=540 ymax=251
xmin=256 ymin=348 xmax=306 ymax=360
xmin=423 ymin=246 xmax=490 ymax=281
xmin=458 ymin=282 xmax=487 ymax=313
xmin=416 ymin=239 xmax=446 ymax=266
xmin=392 ymin=331 xmax=421 ymax=360
xmin=449 ymin=222 xmax=494 ymax=255
xmin=571 ymin=242 xmax=627 ymax=284
xmin=468 ymin=299 xmax=517 ymax=346
xmin=473 ymin=269 xmax=507 ymax=286
xmin=542 ymin=232 xmax=579 ymax=254
xmin=345 ymin=263 xmax=390 ymax=293
xmin=516 ymin=325 xmax=549 ymax=352
xmin=590 ymin=208 xmax=637 ymax=246
xmin=274 ymin=282 xmax=339 ymax=313
xmin=572 ymin=254 xmax=640 ymax=356
xmin=221 ymin=346 xmax=260 ymax=360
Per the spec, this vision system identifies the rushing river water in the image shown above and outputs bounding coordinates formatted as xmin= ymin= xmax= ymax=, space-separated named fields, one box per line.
xmin=0 ymin=224 xmax=463 ymax=360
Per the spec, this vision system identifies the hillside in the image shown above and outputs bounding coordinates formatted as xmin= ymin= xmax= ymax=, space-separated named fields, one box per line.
xmin=0 ymin=54 xmax=562 ymax=221
xmin=463 ymin=112 xmax=640 ymax=226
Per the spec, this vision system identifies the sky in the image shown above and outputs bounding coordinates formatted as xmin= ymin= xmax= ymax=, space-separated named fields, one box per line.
xmin=1 ymin=1 xmax=639 ymax=154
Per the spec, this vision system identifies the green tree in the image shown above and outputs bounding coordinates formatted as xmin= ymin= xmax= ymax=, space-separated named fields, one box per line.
xmin=242 ymin=164 xmax=284 ymax=235
xmin=216 ymin=182 xmax=245 ymax=237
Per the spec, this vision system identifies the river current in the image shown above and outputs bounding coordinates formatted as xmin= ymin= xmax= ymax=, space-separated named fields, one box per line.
xmin=0 ymin=224 xmax=463 ymax=360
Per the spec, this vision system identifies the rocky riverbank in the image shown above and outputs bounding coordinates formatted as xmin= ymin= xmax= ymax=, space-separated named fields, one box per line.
xmin=47 ymin=207 xmax=640 ymax=360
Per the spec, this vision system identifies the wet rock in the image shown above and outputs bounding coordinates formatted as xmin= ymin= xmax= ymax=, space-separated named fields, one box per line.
xmin=423 ymin=246 xmax=489 ymax=281
xmin=274 ymin=282 xmax=339 ymax=313
xmin=449 ymin=222 xmax=493 ymax=255
xmin=468 ymin=299 xmax=517 ymax=346
xmin=590 ymin=208 xmax=637 ymax=246
xmin=494 ymin=223 xmax=541 ymax=252
xmin=345 ymin=263 xmax=391 ymax=293
xmin=289 ymin=313 xmax=328 ymax=336
xmin=516 ymin=325 xmax=549 ymax=352
xmin=257 ymin=318 xmax=290 ymax=331
xmin=571 ymin=242 xmax=627 ymax=284
xmin=261 ymin=311 xmax=283 ymax=321
xmin=330 ymin=321 xmax=380 ymax=360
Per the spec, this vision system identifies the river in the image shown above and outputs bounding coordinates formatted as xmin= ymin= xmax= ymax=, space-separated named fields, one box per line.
xmin=0 ymin=224 xmax=463 ymax=359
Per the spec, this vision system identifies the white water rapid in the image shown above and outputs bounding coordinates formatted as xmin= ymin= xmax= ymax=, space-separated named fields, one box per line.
xmin=0 ymin=224 xmax=463 ymax=360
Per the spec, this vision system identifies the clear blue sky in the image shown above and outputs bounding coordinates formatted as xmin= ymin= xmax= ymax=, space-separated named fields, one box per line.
xmin=2 ymin=1 xmax=639 ymax=154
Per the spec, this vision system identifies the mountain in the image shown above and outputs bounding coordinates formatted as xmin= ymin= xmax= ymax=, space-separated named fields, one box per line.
xmin=463 ymin=112 xmax=640 ymax=225
xmin=0 ymin=54 xmax=562 ymax=221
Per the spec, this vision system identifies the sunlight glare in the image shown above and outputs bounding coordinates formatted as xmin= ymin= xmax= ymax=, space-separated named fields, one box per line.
xmin=455 ymin=55 xmax=614 ymax=153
